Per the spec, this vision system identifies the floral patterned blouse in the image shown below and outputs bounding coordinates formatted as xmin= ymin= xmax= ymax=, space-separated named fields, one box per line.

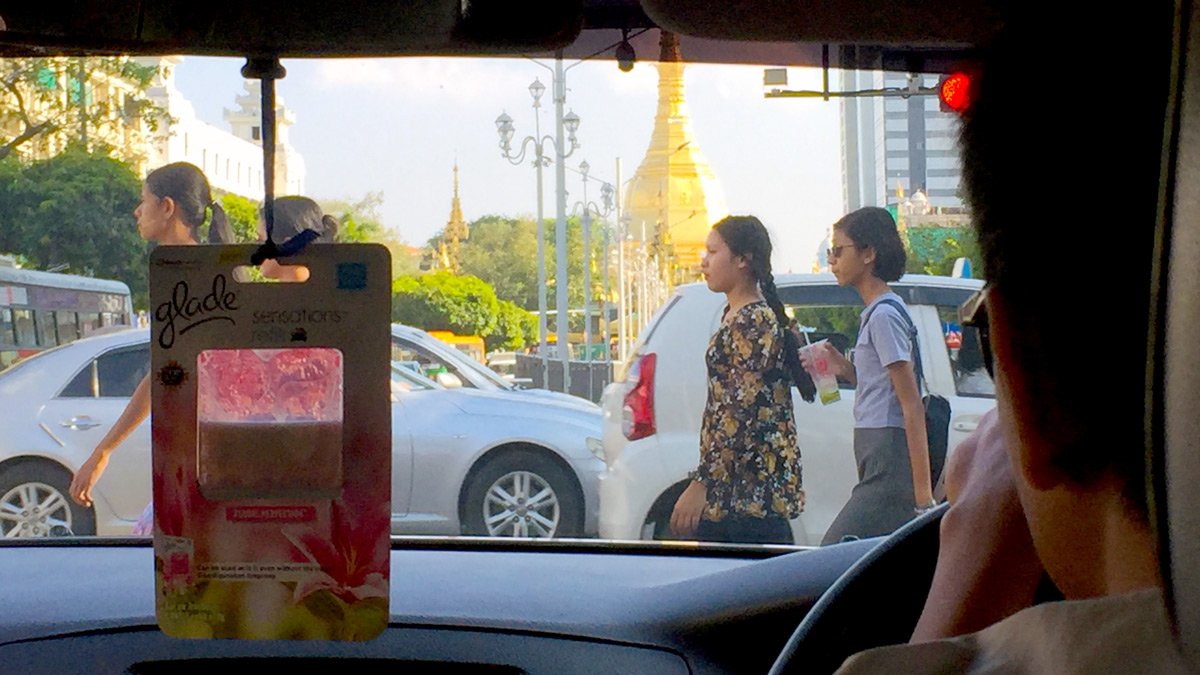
xmin=690 ymin=301 xmax=805 ymax=522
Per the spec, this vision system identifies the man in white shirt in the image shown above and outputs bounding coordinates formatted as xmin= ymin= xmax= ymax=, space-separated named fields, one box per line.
xmin=836 ymin=7 xmax=1189 ymax=674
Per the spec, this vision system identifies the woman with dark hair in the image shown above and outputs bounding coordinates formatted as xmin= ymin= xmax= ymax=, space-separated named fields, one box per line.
xmin=669 ymin=215 xmax=816 ymax=545
xmin=256 ymin=196 xmax=339 ymax=282
xmin=138 ymin=162 xmax=235 ymax=245
xmin=815 ymin=206 xmax=935 ymax=544
xmin=70 ymin=162 xmax=232 ymax=515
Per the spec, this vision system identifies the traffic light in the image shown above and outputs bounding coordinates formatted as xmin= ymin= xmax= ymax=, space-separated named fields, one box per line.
xmin=938 ymin=72 xmax=972 ymax=113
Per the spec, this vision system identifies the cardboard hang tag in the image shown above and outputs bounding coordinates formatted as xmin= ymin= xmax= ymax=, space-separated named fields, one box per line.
xmin=149 ymin=243 xmax=391 ymax=641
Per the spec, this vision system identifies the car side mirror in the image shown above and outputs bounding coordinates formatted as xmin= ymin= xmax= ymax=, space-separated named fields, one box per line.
xmin=436 ymin=372 xmax=464 ymax=389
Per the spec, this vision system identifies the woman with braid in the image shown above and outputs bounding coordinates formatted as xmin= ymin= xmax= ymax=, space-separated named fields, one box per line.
xmin=669 ymin=216 xmax=816 ymax=545
xmin=811 ymin=206 xmax=935 ymax=544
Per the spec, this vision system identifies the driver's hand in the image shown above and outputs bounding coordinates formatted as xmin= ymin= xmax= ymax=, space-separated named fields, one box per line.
xmin=909 ymin=408 xmax=1045 ymax=642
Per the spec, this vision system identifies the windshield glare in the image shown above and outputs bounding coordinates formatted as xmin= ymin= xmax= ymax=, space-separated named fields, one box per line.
xmin=0 ymin=43 xmax=992 ymax=547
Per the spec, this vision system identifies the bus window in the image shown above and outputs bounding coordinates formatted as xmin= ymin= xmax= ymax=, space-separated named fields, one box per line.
xmin=13 ymin=309 xmax=36 ymax=347
xmin=79 ymin=313 xmax=101 ymax=337
xmin=0 ymin=308 xmax=12 ymax=343
xmin=36 ymin=310 xmax=57 ymax=347
xmin=57 ymin=311 xmax=79 ymax=342
xmin=0 ymin=267 xmax=133 ymax=365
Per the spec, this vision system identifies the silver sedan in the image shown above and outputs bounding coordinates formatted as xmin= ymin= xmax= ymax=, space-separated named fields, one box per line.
xmin=0 ymin=329 xmax=604 ymax=539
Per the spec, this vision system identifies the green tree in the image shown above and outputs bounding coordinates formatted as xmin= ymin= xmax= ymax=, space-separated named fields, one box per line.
xmin=458 ymin=215 xmax=540 ymax=309
xmin=391 ymin=272 xmax=500 ymax=338
xmin=219 ymin=193 xmax=261 ymax=243
xmin=319 ymin=192 xmax=387 ymax=243
xmin=1 ymin=57 xmax=168 ymax=163
xmin=905 ymin=227 xmax=981 ymax=277
xmin=457 ymin=214 xmax=607 ymax=322
xmin=488 ymin=300 xmax=537 ymax=351
xmin=0 ymin=147 xmax=149 ymax=306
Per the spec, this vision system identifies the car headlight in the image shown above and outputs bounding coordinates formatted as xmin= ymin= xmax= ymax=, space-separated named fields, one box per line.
xmin=586 ymin=436 xmax=605 ymax=461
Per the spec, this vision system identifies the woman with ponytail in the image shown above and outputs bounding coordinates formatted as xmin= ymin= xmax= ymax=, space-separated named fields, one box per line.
xmin=669 ymin=216 xmax=815 ymax=545
xmin=69 ymin=162 xmax=234 ymax=520
xmin=815 ymin=206 xmax=935 ymax=545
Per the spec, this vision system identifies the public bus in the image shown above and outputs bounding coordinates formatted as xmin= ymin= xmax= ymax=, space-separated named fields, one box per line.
xmin=426 ymin=330 xmax=487 ymax=364
xmin=0 ymin=260 xmax=134 ymax=369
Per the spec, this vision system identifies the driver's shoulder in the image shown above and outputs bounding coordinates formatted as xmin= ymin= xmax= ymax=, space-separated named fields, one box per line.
xmin=836 ymin=588 xmax=1185 ymax=674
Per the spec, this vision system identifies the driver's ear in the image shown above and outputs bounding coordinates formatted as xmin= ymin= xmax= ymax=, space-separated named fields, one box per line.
xmin=161 ymin=196 xmax=178 ymax=220
xmin=988 ymin=290 xmax=1070 ymax=492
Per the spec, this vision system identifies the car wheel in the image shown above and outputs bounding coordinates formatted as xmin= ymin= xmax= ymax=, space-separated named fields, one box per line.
xmin=462 ymin=449 xmax=583 ymax=539
xmin=0 ymin=462 xmax=96 ymax=538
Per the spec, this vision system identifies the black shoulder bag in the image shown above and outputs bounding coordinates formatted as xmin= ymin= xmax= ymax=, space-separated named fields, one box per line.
xmin=862 ymin=299 xmax=951 ymax=488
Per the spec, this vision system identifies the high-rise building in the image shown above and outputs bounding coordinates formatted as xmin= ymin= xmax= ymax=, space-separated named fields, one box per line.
xmin=839 ymin=68 xmax=963 ymax=214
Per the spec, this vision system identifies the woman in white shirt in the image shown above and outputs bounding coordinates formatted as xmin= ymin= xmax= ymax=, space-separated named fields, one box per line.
xmin=810 ymin=207 xmax=935 ymax=544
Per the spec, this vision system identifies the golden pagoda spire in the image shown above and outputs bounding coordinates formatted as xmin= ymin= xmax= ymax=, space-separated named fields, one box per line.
xmin=622 ymin=30 xmax=728 ymax=282
xmin=437 ymin=163 xmax=470 ymax=273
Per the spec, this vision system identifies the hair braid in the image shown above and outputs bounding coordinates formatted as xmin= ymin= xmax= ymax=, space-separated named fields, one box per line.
xmin=756 ymin=257 xmax=816 ymax=403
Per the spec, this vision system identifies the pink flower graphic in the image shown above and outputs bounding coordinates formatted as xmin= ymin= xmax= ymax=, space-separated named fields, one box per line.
xmin=283 ymin=499 xmax=389 ymax=605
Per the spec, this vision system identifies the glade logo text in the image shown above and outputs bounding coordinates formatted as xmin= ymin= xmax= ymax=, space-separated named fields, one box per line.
xmin=155 ymin=275 xmax=238 ymax=348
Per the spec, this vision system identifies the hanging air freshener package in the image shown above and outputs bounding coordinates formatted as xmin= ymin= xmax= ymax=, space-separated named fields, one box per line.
xmin=149 ymin=243 xmax=391 ymax=641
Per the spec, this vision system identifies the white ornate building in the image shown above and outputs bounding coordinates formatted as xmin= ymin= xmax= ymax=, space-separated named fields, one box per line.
xmin=138 ymin=56 xmax=305 ymax=200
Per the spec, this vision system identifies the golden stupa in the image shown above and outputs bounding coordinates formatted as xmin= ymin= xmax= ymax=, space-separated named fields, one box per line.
xmin=435 ymin=163 xmax=470 ymax=273
xmin=622 ymin=31 xmax=729 ymax=281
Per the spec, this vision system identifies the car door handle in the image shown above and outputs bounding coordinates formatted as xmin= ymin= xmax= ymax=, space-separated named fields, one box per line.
xmin=61 ymin=416 xmax=102 ymax=431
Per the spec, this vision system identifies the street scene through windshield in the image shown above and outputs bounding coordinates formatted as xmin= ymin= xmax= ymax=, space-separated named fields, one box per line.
xmin=0 ymin=33 xmax=991 ymax=546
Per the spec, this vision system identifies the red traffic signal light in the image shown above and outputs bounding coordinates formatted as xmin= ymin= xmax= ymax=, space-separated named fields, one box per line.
xmin=939 ymin=72 xmax=972 ymax=113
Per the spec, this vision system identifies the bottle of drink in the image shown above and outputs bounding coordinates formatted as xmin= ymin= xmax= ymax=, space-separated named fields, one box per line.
xmin=800 ymin=338 xmax=841 ymax=405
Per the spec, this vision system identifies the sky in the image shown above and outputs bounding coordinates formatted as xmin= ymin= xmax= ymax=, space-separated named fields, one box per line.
xmin=171 ymin=55 xmax=844 ymax=273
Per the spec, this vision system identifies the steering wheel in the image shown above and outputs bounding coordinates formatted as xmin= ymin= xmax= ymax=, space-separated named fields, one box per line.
xmin=768 ymin=504 xmax=948 ymax=675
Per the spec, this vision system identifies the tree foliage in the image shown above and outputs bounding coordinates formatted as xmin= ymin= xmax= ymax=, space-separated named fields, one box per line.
xmin=905 ymin=227 xmax=981 ymax=277
xmin=457 ymin=215 xmax=540 ymax=310
xmin=0 ymin=57 xmax=167 ymax=164
xmin=219 ymin=193 xmax=261 ymax=243
xmin=0 ymin=148 xmax=149 ymax=306
xmin=391 ymin=272 xmax=500 ymax=338
xmin=489 ymin=301 xmax=537 ymax=352
xmin=391 ymin=272 xmax=536 ymax=350
xmin=456 ymin=213 xmax=609 ymax=322
xmin=319 ymin=192 xmax=387 ymax=243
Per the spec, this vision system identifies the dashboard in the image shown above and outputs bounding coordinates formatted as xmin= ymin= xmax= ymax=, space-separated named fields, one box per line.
xmin=0 ymin=538 xmax=877 ymax=674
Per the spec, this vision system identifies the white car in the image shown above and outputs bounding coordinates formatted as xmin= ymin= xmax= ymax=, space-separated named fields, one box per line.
xmin=598 ymin=273 xmax=994 ymax=546
xmin=0 ymin=328 xmax=604 ymax=539
xmin=391 ymin=324 xmax=596 ymax=411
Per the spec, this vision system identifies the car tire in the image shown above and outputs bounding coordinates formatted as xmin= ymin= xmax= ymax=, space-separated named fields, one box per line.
xmin=461 ymin=449 xmax=584 ymax=539
xmin=0 ymin=461 xmax=96 ymax=538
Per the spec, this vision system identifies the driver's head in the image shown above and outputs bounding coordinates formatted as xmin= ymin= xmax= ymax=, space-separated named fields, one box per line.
xmin=960 ymin=10 xmax=1172 ymax=594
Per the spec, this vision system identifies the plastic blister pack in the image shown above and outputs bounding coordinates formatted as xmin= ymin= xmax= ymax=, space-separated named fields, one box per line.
xmin=196 ymin=348 xmax=344 ymax=499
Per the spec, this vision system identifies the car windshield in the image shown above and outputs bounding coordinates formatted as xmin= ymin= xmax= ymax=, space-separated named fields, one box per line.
xmin=0 ymin=32 xmax=993 ymax=548
xmin=393 ymin=326 xmax=513 ymax=391
xmin=391 ymin=362 xmax=439 ymax=391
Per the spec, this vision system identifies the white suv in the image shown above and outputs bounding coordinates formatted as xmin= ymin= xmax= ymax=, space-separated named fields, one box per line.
xmin=598 ymin=273 xmax=994 ymax=545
